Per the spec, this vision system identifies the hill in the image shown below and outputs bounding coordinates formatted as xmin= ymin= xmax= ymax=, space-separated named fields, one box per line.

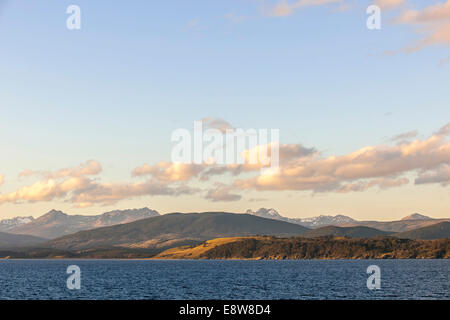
xmin=9 ymin=208 xmax=159 ymax=239
xmin=303 ymin=226 xmax=391 ymax=238
xmin=401 ymin=213 xmax=432 ymax=221
xmin=155 ymin=236 xmax=450 ymax=259
xmin=395 ymin=222 xmax=450 ymax=240
xmin=0 ymin=232 xmax=47 ymax=248
xmin=44 ymin=212 xmax=310 ymax=250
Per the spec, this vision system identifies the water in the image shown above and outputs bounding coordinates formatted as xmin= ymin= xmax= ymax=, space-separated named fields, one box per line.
xmin=0 ymin=260 xmax=448 ymax=300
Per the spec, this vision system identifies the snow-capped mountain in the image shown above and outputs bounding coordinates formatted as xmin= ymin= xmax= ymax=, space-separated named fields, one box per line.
xmin=245 ymin=208 xmax=448 ymax=231
xmin=8 ymin=207 xmax=160 ymax=239
xmin=0 ymin=216 xmax=34 ymax=232
xmin=245 ymin=208 xmax=283 ymax=219
xmin=401 ymin=213 xmax=431 ymax=221
xmin=245 ymin=208 xmax=357 ymax=228
xmin=297 ymin=215 xmax=357 ymax=228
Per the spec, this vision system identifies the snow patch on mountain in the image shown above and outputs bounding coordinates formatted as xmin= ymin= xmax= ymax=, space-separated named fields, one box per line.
xmin=245 ymin=208 xmax=357 ymax=228
xmin=0 ymin=216 xmax=35 ymax=232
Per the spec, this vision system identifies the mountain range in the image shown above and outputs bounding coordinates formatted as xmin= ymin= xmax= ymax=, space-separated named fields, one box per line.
xmin=41 ymin=212 xmax=450 ymax=252
xmin=0 ymin=209 xmax=446 ymax=258
xmin=245 ymin=208 xmax=450 ymax=232
xmin=6 ymin=208 xmax=159 ymax=239
xmin=0 ymin=208 xmax=448 ymax=255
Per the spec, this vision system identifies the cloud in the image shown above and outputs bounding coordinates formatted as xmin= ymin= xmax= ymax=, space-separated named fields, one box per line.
xmin=0 ymin=161 xmax=199 ymax=207
xmin=334 ymin=177 xmax=410 ymax=193
xmin=375 ymin=0 xmax=404 ymax=10
xmin=199 ymin=142 xmax=315 ymax=179
xmin=261 ymin=0 xmax=450 ymax=53
xmin=437 ymin=123 xmax=450 ymax=135
xmin=235 ymin=123 xmax=450 ymax=192
xmin=393 ymin=0 xmax=450 ymax=51
xmin=18 ymin=160 xmax=102 ymax=180
xmin=69 ymin=180 xmax=199 ymax=208
xmin=268 ymin=0 xmax=343 ymax=17
xmin=0 ymin=175 xmax=3 ymax=186
xmin=132 ymin=162 xmax=205 ymax=182
xmin=3 ymin=123 xmax=450 ymax=207
xmin=187 ymin=19 xmax=200 ymax=28
xmin=201 ymin=117 xmax=234 ymax=133
xmin=391 ymin=130 xmax=418 ymax=141
xmin=394 ymin=1 xmax=450 ymax=24
xmin=415 ymin=164 xmax=450 ymax=186
xmin=205 ymin=183 xmax=242 ymax=202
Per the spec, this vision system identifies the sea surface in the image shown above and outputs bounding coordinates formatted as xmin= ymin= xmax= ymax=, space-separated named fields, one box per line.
xmin=0 ymin=259 xmax=448 ymax=300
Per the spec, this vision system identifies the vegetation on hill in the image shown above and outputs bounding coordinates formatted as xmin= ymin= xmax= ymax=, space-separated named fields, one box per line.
xmin=156 ymin=236 xmax=450 ymax=260
xmin=303 ymin=226 xmax=391 ymax=238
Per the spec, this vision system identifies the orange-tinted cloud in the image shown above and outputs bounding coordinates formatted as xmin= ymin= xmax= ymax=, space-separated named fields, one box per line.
xmin=18 ymin=160 xmax=102 ymax=180
xmin=393 ymin=0 xmax=450 ymax=51
xmin=235 ymin=123 xmax=450 ymax=192
xmin=2 ymin=124 xmax=449 ymax=207
xmin=132 ymin=162 xmax=205 ymax=182
xmin=375 ymin=0 xmax=404 ymax=10
xmin=0 ymin=161 xmax=199 ymax=207
xmin=268 ymin=0 xmax=343 ymax=17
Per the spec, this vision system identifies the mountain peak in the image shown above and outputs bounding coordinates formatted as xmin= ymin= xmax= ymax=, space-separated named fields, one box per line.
xmin=45 ymin=209 xmax=67 ymax=216
xmin=246 ymin=208 xmax=282 ymax=218
xmin=38 ymin=210 xmax=68 ymax=222
xmin=401 ymin=213 xmax=431 ymax=221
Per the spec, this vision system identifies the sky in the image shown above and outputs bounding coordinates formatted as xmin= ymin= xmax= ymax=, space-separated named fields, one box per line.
xmin=0 ymin=0 xmax=449 ymax=220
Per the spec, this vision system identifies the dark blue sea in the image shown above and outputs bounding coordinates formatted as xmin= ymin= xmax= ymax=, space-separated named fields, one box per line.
xmin=0 ymin=260 xmax=448 ymax=300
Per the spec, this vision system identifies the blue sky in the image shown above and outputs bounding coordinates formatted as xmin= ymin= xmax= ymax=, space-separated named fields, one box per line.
xmin=0 ymin=0 xmax=449 ymax=219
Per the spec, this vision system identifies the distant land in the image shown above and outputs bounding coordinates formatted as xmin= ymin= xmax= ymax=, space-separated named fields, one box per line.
xmin=1 ymin=207 xmax=449 ymax=241
xmin=0 ymin=209 xmax=448 ymax=259
xmin=245 ymin=208 xmax=450 ymax=232
xmin=4 ymin=208 xmax=159 ymax=239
